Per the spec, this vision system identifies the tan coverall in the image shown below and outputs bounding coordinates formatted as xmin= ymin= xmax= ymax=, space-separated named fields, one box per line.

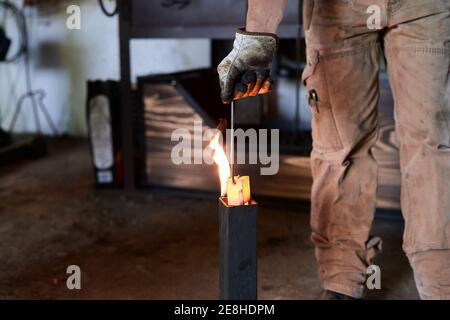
xmin=303 ymin=0 xmax=450 ymax=299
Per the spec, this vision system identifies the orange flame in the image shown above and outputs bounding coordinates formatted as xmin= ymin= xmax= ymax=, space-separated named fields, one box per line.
xmin=209 ymin=131 xmax=230 ymax=196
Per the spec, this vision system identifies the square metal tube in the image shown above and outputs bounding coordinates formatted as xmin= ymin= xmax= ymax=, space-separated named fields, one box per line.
xmin=219 ymin=197 xmax=258 ymax=300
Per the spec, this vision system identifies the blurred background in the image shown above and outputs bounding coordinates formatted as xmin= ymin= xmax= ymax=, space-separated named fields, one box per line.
xmin=0 ymin=0 xmax=210 ymax=136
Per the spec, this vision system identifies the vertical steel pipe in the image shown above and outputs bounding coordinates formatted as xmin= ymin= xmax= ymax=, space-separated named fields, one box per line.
xmin=219 ymin=197 xmax=258 ymax=300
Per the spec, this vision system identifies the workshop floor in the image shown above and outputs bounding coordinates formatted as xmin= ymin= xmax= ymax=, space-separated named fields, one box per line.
xmin=0 ymin=139 xmax=419 ymax=299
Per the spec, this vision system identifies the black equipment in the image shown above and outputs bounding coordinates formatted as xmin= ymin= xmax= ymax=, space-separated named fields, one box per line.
xmin=0 ymin=26 xmax=11 ymax=61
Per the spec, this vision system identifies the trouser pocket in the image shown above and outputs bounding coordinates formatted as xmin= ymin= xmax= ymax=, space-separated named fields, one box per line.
xmin=302 ymin=50 xmax=343 ymax=153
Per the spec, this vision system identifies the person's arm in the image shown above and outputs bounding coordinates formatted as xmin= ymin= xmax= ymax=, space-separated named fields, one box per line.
xmin=217 ymin=0 xmax=288 ymax=103
xmin=246 ymin=0 xmax=288 ymax=33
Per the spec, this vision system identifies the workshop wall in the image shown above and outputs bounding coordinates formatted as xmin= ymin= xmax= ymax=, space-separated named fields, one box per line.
xmin=0 ymin=0 xmax=210 ymax=136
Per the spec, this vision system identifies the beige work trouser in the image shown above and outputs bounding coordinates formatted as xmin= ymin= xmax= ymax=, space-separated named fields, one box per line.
xmin=302 ymin=0 xmax=450 ymax=299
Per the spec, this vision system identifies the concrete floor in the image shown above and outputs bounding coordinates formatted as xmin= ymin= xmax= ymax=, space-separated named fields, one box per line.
xmin=0 ymin=139 xmax=419 ymax=299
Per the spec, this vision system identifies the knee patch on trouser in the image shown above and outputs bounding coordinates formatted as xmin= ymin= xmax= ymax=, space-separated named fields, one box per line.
xmin=408 ymin=250 xmax=450 ymax=300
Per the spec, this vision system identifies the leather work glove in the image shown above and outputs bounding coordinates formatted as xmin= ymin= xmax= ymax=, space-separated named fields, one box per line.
xmin=217 ymin=28 xmax=279 ymax=104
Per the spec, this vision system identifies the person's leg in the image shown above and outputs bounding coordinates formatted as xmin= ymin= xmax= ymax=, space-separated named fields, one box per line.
xmin=384 ymin=3 xmax=450 ymax=300
xmin=303 ymin=0 xmax=383 ymax=298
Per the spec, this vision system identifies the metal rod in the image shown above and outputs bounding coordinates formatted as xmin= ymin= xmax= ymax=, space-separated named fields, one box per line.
xmin=219 ymin=197 xmax=258 ymax=300
xmin=230 ymin=101 xmax=235 ymax=183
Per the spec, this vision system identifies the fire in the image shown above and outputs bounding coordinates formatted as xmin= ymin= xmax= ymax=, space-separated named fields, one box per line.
xmin=209 ymin=131 xmax=231 ymax=196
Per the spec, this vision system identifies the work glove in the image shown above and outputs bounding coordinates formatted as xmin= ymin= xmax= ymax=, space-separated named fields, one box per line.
xmin=217 ymin=28 xmax=279 ymax=104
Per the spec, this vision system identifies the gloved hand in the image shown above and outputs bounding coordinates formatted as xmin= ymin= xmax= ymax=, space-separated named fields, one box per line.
xmin=217 ymin=28 xmax=279 ymax=104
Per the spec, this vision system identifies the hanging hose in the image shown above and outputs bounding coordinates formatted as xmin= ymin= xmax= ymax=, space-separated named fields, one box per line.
xmin=0 ymin=0 xmax=26 ymax=63
xmin=98 ymin=0 xmax=118 ymax=17
xmin=1 ymin=1 xmax=59 ymax=135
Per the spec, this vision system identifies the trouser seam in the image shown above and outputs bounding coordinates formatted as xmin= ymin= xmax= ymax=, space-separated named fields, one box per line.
xmin=319 ymin=39 xmax=380 ymax=61
xmin=405 ymin=243 xmax=450 ymax=255
xmin=306 ymin=33 xmax=379 ymax=57
xmin=384 ymin=45 xmax=450 ymax=55
xmin=322 ymin=281 xmax=364 ymax=299
xmin=388 ymin=2 xmax=450 ymax=23
xmin=421 ymin=294 xmax=450 ymax=300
